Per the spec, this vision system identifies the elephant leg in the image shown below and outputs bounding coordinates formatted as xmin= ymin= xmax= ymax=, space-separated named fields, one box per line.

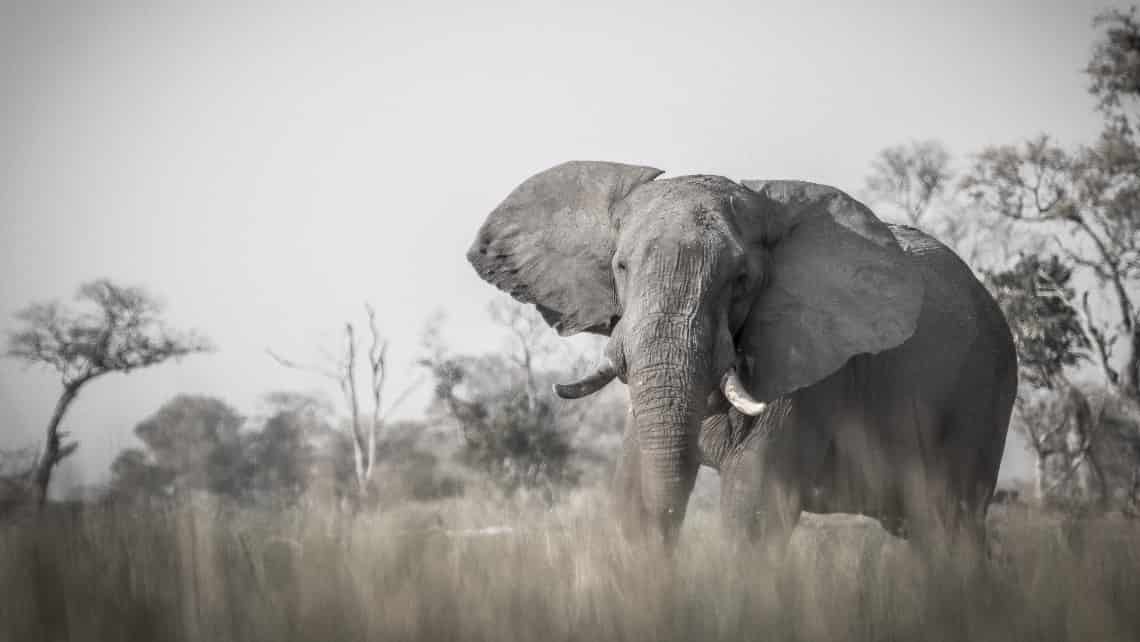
xmin=720 ymin=423 xmax=805 ymax=562
xmin=909 ymin=407 xmax=1003 ymax=560
xmin=902 ymin=452 xmax=989 ymax=560
xmin=613 ymin=409 xmax=648 ymax=539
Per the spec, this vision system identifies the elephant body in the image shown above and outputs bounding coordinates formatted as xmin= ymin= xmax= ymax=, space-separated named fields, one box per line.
xmin=468 ymin=162 xmax=1016 ymax=549
xmin=697 ymin=224 xmax=1016 ymax=543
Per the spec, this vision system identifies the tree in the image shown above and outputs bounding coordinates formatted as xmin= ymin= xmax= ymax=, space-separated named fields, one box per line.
xmin=963 ymin=9 xmax=1140 ymax=399
xmin=108 ymin=391 xmax=364 ymax=506
xmin=423 ymin=354 xmax=578 ymax=493
xmin=961 ymin=9 xmax=1140 ymax=507
xmin=862 ymin=140 xmax=1022 ymax=269
xmin=244 ymin=392 xmax=334 ymax=503
xmin=5 ymin=279 xmax=211 ymax=505
xmin=487 ymin=298 xmax=560 ymax=409
xmin=962 ymin=136 xmax=1140 ymax=393
xmin=1087 ymin=7 xmax=1140 ymax=117
xmin=984 ymin=255 xmax=1105 ymax=504
xmin=110 ymin=395 xmax=246 ymax=499
xmin=420 ymin=300 xmax=621 ymax=493
xmin=984 ymin=254 xmax=1090 ymax=390
xmin=863 ymin=140 xmax=953 ymax=228
xmin=1013 ymin=386 xmax=1106 ymax=507
xmin=269 ymin=304 xmax=418 ymax=500
xmin=109 ymin=448 xmax=174 ymax=499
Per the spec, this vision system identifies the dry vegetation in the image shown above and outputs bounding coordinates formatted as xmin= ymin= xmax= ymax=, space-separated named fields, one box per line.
xmin=2 ymin=491 xmax=1138 ymax=642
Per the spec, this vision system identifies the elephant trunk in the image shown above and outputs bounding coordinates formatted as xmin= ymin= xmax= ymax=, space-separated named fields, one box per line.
xmin=625 ymin=314 xmax=711 ymax=545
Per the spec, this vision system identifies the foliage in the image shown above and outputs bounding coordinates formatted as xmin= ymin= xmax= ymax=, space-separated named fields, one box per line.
xmin=107 ymin=391 xmax=463 ymax=507
xmin=945 ymin=9 xmax=1140 ymax=507
xmin=421 ymin=301 xmax=623 ymax=494
xmin=961 ymin=12 xmax=1140 ymax=396
xmin=245 ymin=394 xmax=327 ymax=502
xmin=110 ymin=395 xmax=247 ymax=499
xmin=425 ymin=355 xmax=580 ymax=492
xmin=6 ymin=279 xmax=211 ymax=385
xmin=1087 ymin=7 xmax=1140 ymax=116
xmin=984 ymin=254 xmax=1089 ymax=390
xmin=109 ymin=449 xmax=175 ymax=498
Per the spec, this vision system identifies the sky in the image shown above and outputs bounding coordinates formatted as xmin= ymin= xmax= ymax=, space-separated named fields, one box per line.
xmin=0 ymin=0 xmax=1118 ymax=491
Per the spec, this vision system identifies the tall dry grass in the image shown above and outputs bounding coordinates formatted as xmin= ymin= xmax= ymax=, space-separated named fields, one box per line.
xmin=1 ymin=490 xmax=1138 ymax=642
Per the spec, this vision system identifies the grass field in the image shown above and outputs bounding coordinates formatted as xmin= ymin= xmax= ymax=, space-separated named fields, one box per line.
xmin=1 ymin=490 xmax=1138 ymax=642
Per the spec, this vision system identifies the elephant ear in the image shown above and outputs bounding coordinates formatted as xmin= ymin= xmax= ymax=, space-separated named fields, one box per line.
xmin=468 ymin=161 xmax=663 ymax=336
xmin=735 ymin=180 xmax=924 ymax=401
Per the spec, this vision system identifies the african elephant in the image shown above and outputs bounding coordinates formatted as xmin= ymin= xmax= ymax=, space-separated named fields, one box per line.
xmin=467 ymin=161 xmax=1017 ymax=551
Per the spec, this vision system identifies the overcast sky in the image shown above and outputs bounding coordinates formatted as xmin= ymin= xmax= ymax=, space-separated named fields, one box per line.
xmin=0 ymin=0 xmax=1115 ymax=490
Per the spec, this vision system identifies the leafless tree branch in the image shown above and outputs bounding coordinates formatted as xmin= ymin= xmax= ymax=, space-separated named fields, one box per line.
xmin=268 ymin=302 xmax=398 ymax=500
xmin=1080 ymin=291 xmax=1121 ymax=385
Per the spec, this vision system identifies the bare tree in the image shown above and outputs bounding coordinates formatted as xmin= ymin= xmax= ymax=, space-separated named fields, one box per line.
xmin=862 ymin=140 xmax=1022 ymax=270
xmin=487 ymin=298 xmax=564 ymax=410
xmin=863 ymin=140 xmax=953 ymax=228
xmin=269 ymin=304 xmax=416 ymax=499
xmin=4 ymin=279 xmax=211 ymax=506
xmin=1015 ymin=386 xmax=1109 ymax=507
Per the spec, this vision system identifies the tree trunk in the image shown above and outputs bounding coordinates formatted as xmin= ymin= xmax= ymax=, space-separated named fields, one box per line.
xmin=1035 ymin=451 xmax=1049 ymax=504
xmin=1119 ymin=326 xmax=1140 ymax=402
xmin=1086 ymin=448 xmax=1109 ymax=510
xmin=33 ymin=384 xmax=80 ymax=507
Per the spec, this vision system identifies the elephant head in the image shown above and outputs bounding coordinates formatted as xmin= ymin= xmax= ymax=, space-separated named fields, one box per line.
xmin=468 ymin=161 xmax=923 ymax=541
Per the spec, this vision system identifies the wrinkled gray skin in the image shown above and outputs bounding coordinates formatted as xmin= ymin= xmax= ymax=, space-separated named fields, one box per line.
xmin=468 ymin=161 xmax=1016 ymax=552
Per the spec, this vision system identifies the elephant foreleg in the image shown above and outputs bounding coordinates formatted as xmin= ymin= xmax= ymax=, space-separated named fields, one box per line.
xmin=720 ymin=425 xmax=804 ymax=562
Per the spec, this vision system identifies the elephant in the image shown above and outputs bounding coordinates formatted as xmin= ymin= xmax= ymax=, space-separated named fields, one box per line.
xmin=467 ymin=161 xmax=1017 ymax=552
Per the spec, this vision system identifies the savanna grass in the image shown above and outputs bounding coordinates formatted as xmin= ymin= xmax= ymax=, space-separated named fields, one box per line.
xmin=1 ymin=491 xmax=1138 ymax=642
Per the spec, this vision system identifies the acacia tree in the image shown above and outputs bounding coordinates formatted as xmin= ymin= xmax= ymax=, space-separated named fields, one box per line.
xmin=5 ymin=279 xmax=211 ymax=506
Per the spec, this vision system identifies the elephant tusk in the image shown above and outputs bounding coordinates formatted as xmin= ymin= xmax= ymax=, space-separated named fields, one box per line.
xmin=721 ymin=367 xmax=767 ymax=416
xmin=553 ymin=359 xmax=618 ymax=399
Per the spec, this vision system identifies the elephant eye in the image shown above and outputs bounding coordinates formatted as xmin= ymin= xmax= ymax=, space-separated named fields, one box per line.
xmin=616 ymin=260 xmax=627 ymax=272
xmin=734 ymin=272 xmax=749 ymax=290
